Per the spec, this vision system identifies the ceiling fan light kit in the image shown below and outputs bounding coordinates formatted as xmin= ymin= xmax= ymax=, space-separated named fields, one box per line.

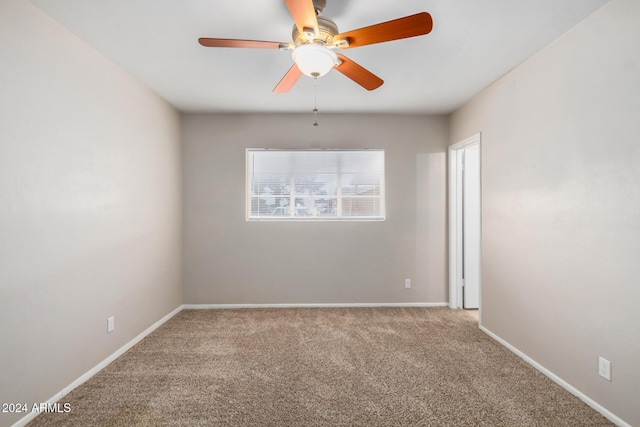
xmin=198 ymin=0 xmax=433 ymax=92
xmin=292 ymin=44 xmax=338 ymax=77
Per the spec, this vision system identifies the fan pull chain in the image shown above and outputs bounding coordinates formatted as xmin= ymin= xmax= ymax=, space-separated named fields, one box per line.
xmin=312 ymin=76 xmax=319 ymax=126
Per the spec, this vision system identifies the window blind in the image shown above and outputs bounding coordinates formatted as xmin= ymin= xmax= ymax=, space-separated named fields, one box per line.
xmin=247 ymin=149 xmax=385 ymax=220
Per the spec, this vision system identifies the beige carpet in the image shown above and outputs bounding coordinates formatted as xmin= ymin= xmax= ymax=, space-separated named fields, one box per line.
xmin=28 ymin=307 xmax=612 ymax=426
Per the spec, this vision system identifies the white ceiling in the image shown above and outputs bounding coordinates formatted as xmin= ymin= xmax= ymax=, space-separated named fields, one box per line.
xmin=29 ymin=0 xmax=608 ymax=114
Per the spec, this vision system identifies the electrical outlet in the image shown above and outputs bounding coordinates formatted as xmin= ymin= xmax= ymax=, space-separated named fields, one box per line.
xmin=598 ymin=357 xmax=611 ymax=381
xmin=107 ymin=316 xmax=115 ymax=333
xmin=405 ymin=279 xmax=411 ymax=289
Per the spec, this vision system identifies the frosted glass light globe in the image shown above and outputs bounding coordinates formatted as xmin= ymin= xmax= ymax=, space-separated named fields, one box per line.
xmin=292 ymin=44 xmax=338 ymax=77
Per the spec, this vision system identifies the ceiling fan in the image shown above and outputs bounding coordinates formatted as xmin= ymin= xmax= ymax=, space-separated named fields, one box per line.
xmin=198 ymin=0 xmax=433 ymax=93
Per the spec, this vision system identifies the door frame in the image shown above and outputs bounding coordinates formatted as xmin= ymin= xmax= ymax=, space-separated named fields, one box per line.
xmin=448 ymin=133 xmax=482 ymax=312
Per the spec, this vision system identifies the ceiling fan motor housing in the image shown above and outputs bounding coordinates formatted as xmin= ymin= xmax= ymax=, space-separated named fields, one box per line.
xmin=292 ymin=15 xmax=339 ymax=46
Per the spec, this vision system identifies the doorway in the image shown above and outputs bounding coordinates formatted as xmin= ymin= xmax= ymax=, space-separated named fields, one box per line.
xmin=449 ymin=134 xmax=481 ymax=316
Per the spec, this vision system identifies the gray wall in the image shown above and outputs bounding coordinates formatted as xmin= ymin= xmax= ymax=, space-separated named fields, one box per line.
xmin=0 ymin=1 xmax=183 ymax=425
xmin=450 ymin=0 xmax=640 ymax=424
xmin=182 ymin=113 xmax=448 ymax=305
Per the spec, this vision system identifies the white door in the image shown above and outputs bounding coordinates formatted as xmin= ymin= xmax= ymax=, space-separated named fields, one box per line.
xmin=462 ymin=144 xmax=480 ymax=308
xmin=448 ymin=133 xmax=481 ymax=311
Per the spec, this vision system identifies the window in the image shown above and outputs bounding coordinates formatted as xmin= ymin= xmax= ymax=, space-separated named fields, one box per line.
xmin=247 ymin=149 xmax=385 ymax=220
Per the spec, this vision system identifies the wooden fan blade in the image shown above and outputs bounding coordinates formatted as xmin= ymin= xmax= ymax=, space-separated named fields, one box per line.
xmin=285 ymin=0 xmax=319 ymax=38
xmin=198 ymin=38 xmax=288 ymax=49
xmin=334 ymin=54 xmax=383 ymax=91
xmin=334 ymin=12 xmax=433 ymax=49
xmin=273 ymin=64 xmax=303 ymax=93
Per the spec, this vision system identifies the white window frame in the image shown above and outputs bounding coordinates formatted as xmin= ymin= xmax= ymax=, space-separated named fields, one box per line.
xmin=246 ymin=149 xmax=385 ymax=221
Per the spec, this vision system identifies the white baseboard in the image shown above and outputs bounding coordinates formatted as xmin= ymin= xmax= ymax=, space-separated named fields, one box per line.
xmin=480 ymin=325 xmax=630 ymax=427
xmin=11 ymin=305 xmax=184 ymax=427
xmin=183 ymin=302 xmax=449 ymax=309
